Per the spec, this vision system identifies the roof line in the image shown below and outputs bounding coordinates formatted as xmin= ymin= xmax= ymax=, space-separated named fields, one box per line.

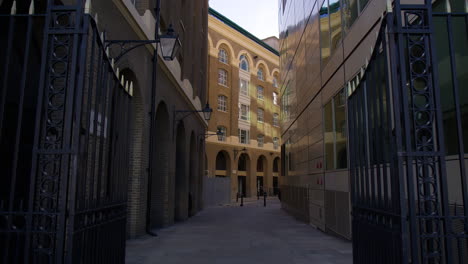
xmin=208 ymin=7 xmax=279 ymax=56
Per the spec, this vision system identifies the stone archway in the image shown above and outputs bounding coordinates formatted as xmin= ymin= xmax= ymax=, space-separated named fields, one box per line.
xmin=237 ymin=153 xmax=250 ymax=197
xmin=273 ymin=157 xmax=281 ymax=195
xmin=215 ymin=150 xmax=231 ymax=177
xmin=174 ymin=121 xmax=187 ymax=221
xmin=256 ymin=155 xmax=268 ymax=195
xmin=149 ymin=101 xmax=170 ymax=228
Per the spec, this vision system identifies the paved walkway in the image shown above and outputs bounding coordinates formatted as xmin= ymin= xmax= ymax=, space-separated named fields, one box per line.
xmin=126 ymin=199 xmax=352 ymax=264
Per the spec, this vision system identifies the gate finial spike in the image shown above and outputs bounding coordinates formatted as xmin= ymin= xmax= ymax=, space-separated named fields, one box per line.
xmin=11 ymin=1 xmax=17 ymax=15
xmin=129 ymin=82 xmax=134 ymax=97
xmin=111 ymin=58 xmax=114 ymax=68
xmin=365 ymin=57 xmax=369 ymax=68
xmin=106 ymin=47 xmax=110 ymax=58
xmin=386 ymin=0 xmax=392 ymax=12
xmin=85 ymin=0 xmax=91 ymax=14
xmin=370 ymin=45 xmax=373 ymax=55
xmin=121 ymin=75 xmax=125 ymax=87
xmin=29 ymin=0 xmax=34 ymax=14
xmin=94 ymin=13 xmax=98 ymax=25
xmin=125 ymin=81 xmax=129 ymax=93
xmin=116 ymin=67 xmax=119 ymax=77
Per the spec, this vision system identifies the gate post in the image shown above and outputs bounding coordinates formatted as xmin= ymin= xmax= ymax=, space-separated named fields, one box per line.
xmin=27 ymin=0 xmax=88 ymax=262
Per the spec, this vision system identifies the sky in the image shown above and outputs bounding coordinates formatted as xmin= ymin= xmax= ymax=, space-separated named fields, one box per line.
xmin=209 ymin=0 xmax=279 ymax=40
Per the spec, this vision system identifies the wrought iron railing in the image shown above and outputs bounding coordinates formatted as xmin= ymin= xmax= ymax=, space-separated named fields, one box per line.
xmin=0 ymin=3 xmax=132 ymax=263
xmin=348 ymin=1 xmax=468 ymax=263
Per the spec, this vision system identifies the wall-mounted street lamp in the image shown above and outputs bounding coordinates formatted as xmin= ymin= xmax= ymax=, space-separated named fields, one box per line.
xmin=233 ymin=147 xmax=247 ymax=160
xmin=200 ymin=128 xmax=223 ymax=141
xmin=173 ymin=103 xmax=213 ymax=139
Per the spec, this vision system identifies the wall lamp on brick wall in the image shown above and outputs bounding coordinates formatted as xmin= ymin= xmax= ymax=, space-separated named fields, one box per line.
xmin=173 ymin=103 xmax=213 ymax=139
xmin=199 ymin=128 xmax=223 ymax=141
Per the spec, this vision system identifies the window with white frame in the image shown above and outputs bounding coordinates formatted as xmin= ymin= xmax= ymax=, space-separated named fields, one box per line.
xmin=239 ymin=55 xmax=249 ymax=71
xmin=218 ymin=49 xmax=228 ymax=64
xmin=273 ymin=137 xmax=279 ymax=149
xmin=257 ymin=86 xmax=264 ymax=100
xmin=239 ymin=104 xmax=249 ymax=121
xmin=273 ymin=113 xmax=279 ymax=126
xmin=257 ymin=108 xmax=264 ymax=123
xmin=257 ymin=68 xmax=264 ymax=81
xmin=238 ymin=129 xmax=250 ymax=144
xmin=217 ymin=126 xmax=227 ymax=141
xmin=217 ymin=95 xmax=227 ymax=112
xmin=273 ymin=76 xmax=278 ymax=88
xmin=240 ymin=79 xmax=249 ymax=96
xmin=218 ymin=69 xmax=228 ymax=86
xmin=257 ymin=134 xmax=264 ymax=147
xmin=273 ymin=92 xmax=278 ymax=105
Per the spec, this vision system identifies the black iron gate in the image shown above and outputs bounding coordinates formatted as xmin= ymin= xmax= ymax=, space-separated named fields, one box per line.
xmin=348 ymin=1 xmax=468 ymax=263
xmin=0 ymin=1 xmax=132 ymax=263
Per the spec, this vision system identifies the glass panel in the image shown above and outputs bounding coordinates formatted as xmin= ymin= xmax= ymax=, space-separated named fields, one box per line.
xmin=434 ymin=17 xmax=457 ymax=155
xmin=324 ymin=101 xmax=334 ymax=169
xmin=453 ymin=17 xmax=468 ymax=153
xmin=343 ymin=0 xmax=358 ymax=32
xmin=329 ymin=0 xmax=342 ymax=51
xmin=320 ymin=0 xmax=331 ymax=66
xmin=334 ymin=90 xmax=347 ymax=169
xmin=358 ymin=0 xmax=369 ymax=12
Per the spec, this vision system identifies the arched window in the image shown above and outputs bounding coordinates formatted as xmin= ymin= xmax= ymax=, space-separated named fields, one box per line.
xmin=217 ymin=95 xmax=227 ymax=112
xmin=273 ymin=158 xmax=279 ymax=172
xmin=273 ymin=113 xmax=279 ymax=127
xmin=257 ymin=134 xmax=264 ymax=147
xmin=217 ymin=126 xmax=227 ymax=141
xmin=273 ymin=137 xmax=279 ymax=150
xmin=257 ymin=68 xmax=264 ymax=80
xmin=273 ymin=76 xmax=278 ymax=88
xmin=218 ymin=69 xmax=228 ymax=86
xmin=239 ymin=55 xmax=249 ymax=71
xmin=216 ymin=152 xmax=227 ymax=170
xmin=218 ymin=49 xmax=228 ymax=64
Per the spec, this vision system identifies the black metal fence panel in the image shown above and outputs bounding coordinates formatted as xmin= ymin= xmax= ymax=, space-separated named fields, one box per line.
xmin=0 ymin=2 xmax=131 ymax=263
xmin=348 ymin=1 xmax=468 ymax=263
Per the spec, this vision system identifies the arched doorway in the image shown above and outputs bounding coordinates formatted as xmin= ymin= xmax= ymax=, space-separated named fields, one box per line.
xmin=174 ymin=121 xmax=187 ymax=221
xmin=237 ymin=153 xmax=250 ymax=197
xmin=215 ymin=150 xmax=231 ymax=177
xmin=188 ymin=132 xmax=197 ymax=217
xmin=149 ymin=102 xmax=170 ymax=228
xmin=256 ymin=155 xmax=267 ymax=196
xmin=273 ymin=157 xmax=280 ymax=195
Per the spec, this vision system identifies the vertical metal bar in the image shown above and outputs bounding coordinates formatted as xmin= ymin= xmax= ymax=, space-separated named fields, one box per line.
xmin=393 ymin=3 xmax=420 ymax=261
xmin=25 ymin=1 xmax=54 ymax=261
xmin=64 ymin=3 xmax=88 ymax=261
xmin=147 ymin=0 xmax=161 ymax=235
xmin=425 ymin=4 xmax=454 ymax=263
xmin=445 ymin=14 xmax=468 ymax=238
xmin=0 ymin=12 xmax=15 ymax=141
xmin=386 ymin=11 xmax=410 ymax=264
xmin=366 ymin=65 xmax=376 ymax=212
xmin=1 ymin=9 xmax=15 ymax=257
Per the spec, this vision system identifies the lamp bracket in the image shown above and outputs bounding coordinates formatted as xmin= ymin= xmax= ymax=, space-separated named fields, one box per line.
xmin=104 ymin=39 xmax=159 ymax=63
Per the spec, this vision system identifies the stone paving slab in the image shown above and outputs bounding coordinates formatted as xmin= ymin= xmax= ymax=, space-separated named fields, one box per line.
xmin=126 ymin=199 xmax=352 ymax=264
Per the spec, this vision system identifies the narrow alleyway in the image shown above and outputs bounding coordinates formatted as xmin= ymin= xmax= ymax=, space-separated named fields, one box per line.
xmin=126 ymin=198 xmax=352 ymax=264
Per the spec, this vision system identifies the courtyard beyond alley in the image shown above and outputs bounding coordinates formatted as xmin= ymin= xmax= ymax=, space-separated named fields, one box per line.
xmin=126 ymin=199 xmax=352 ymax=264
